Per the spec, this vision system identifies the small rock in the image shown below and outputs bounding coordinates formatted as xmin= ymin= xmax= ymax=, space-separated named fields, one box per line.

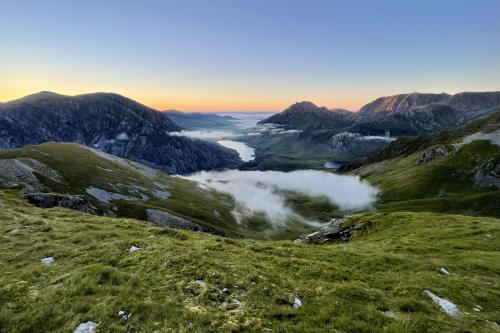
xmin=73 ymin=321 xmax=97 ymax=333
xmin=117 ymin=310 xmax=130 ymax=320
xmin=220 ymin=287 xmax=230 ymax=294
xmin=194 ymin=280 xmax=206 ymax=286
xmin=381 ymin=309 xmax=396 ymax=318
xmin=41 ymin=257 xmax=55 ymax=265
xmin=234 ymin=299 xmax=243 ymax=307
xmin=129 ymin=245 xmax=140 ymax=253
xmin=439 ymin=267 xmax=450 ymax=275
xmin=424 ymin=290 xmax=459 ymax=317
xmin=293 ymin=297 xmax=302 ymax=309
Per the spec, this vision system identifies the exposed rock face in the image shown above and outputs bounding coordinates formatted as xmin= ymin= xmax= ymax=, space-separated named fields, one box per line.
xmin=295 ymin=218 xmax=364 ymax=244
xmin=23 ymin=192 xmax=95 ymax=213
xmin=474 ymin=158 xmax=500 ymax=188
xmin=146 ymin=209 xmax=220 ymax=234
xmin=418 ymin=145 xmax=450 ymax=164
xmin=259 ymin=92 xmax=500 ymax=136
xmin=0 ymin=158 xmax=64 ymax=191
xmin=0 ymin=92 xmax=242 ymax=174
xmin=358 ymin=93 xmax=451 ymax=116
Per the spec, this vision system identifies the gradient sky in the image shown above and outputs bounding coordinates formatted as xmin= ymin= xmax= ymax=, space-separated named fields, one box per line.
xmin=1 ymin=0 xmax=499 ymax=111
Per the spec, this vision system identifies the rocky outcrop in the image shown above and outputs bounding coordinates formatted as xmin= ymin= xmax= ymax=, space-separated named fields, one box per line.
xmin=0 ymin=158 xmax=64 ymax=192
xmin=418 ymin=145 xmax=450 ymax=164
xmin=0 ymin=92 xmax=242 ymax=174
xmin=474 ymin=158 xmax=500 ymax=188
xmin=294 ymin=217 xmax=365 ymax=244
xmin=146 ymin=209 xmax=220 ymax=234
xmin=359 ymin=93 xmax=451 ymax=116
xmin=23 ymin=192 xmax=95 ymax=213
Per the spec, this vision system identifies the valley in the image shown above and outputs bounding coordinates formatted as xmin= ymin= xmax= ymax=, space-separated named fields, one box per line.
xmin=1 ymin=91 xmax=499 ymax=332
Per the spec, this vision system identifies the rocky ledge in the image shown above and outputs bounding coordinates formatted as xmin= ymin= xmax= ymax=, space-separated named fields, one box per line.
xmin=23 ymin=192 xmax=96 ymax=213
xmin=294 ymin=217 xmax=365 ymax=244
xmin=146 ymin=209 xmax=221 ymax=235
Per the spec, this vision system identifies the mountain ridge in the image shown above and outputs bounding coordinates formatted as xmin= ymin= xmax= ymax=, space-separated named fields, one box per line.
xmin=0 ymin=92 xmax=241 ymax=174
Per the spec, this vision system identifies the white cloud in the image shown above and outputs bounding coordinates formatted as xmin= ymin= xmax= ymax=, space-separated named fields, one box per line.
xmin=169 ymin=130 xmax=237 ymax=140
xmin=246 ymin=123 xmax=302 ymax=136
xmin=180 ymin=170 xmax=378 ymax=228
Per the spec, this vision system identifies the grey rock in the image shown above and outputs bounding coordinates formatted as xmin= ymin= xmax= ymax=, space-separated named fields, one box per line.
xmin=146 ymin=209 xmax=219 ymax=234
xmin=439 ymin=267 xmax=450 ymax=275
xmin=424 ymin=290 xmax=460 ymax=317
xmin=0 ymin=158 xmax=63 ymax=192
xmin=73 ymin=321 xmax=97 ymax=333
xmin=129 ymin=245 xmax=140 ymax=253
xmin=293 ymin=297 xmax=302 ymax=309
xmin=418 ymin=145 xmax=449 ymax=164
xmin=41 ymin=257 xmax=55 ymax=265
xmin=23 ymin=192 xmax=95 ymax=213
xmin=474 ymin=158 xmax=500 ymax=188
xmin=295 ymin=218 xmax=354 ymax=244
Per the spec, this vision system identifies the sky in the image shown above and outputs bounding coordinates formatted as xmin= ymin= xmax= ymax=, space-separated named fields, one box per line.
xmin=1 ymin=0 xmax=499 ymax=112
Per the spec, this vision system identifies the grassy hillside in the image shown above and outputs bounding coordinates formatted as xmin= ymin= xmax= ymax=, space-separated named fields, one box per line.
xmin=1 ymin=190 xmax=499 ymax=332
xmin=242 ymin=131 xmax=387 ymax=171
xmin=348 ymin=120 xmax=500 ymax=217
xmin=0 ymin=143 xmax=339 ymax=238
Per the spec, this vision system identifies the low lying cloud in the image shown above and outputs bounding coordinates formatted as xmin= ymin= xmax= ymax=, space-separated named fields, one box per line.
xmin=180 ymin=170 xmax=378 ymax=227
xmin=217 ymin=112 xmax=276 ymax=129
xmin=246 ymin=123 xmax=302 ymax=136
xmin=169 ymin=130 xmax=237 ymax=140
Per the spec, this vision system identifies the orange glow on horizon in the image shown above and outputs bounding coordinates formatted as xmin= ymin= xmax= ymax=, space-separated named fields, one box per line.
xmin=0 ymin=87 xmax=367 ymax=112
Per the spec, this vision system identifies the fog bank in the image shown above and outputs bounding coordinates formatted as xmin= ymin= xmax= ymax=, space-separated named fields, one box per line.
xmin=180 ymin=169 xmax=378 ymax=226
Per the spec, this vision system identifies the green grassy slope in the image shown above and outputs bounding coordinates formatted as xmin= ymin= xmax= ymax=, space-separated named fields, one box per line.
xmin=0 ymin=143 xmax=245 ymax=236
xmin=1 ymin=190 xmax=499 ymax=332
xmin=352 ymin=139 xmax=500 ymax=217
xmin=242 ymin=132 xmax=386 ymax=171
xmin=0 ymin=143 xmax=340 ymax=238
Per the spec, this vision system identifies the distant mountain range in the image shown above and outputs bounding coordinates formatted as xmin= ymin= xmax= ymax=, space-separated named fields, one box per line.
xmin=0 ymin=92 xmax=241 ymax=174
xmin=246 ymin=91 xmax=500 ymax=170
xmin=164 ymin=110 xmax=237 ymax=130
xmin=260 ymin=91 xmax=500 ymax=136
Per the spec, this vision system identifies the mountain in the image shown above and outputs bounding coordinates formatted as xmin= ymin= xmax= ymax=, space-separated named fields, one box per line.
xmin=0 ymin=92 xmax=241 ymax=173
xmin=339 ymin=110 xmax=500 ymax=217
xmin=248 ymin=91 xmax=500 ymax=170
xmin=260 ymin=91 xmax=500 ymax=136
xmin=259 ymin=101 xmax=355 ymax=131
xmin=164 ymin=110 xmax=237 ymax=130
xmin=359 ymin=91 xmax=500 ymax=119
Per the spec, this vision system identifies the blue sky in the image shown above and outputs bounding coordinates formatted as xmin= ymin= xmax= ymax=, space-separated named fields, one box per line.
xmin=1 ymin=0 xmax=499 ymax=111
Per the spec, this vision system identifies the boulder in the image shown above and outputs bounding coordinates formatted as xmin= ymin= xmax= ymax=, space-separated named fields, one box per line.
xmin=23 ymin=193 xmax=95 ymax=213
xmin=418 ymin=145 xmax=449 ymax=164
xmin=474 ymin=158 xmax=500 ymax=188
xmin=73 ymin=321 xmax=97 ymax=333
xmin=294 ymin=218 xmax=357 ymax=244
